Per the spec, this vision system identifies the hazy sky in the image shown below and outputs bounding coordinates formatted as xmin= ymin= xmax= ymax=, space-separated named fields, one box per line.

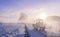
xmin=0 ymin=0 xmax=60 ymax=23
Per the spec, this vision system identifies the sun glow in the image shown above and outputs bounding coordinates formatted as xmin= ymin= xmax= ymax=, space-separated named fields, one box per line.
xmin=39 ymin=13 xmax=47 ymax=19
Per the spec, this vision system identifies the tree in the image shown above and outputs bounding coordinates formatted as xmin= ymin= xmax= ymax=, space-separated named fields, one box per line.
xmin=18 ymin=12 xmax=28 ymax=23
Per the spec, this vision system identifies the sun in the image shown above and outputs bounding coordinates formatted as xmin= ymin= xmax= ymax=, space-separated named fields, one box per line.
xmin=39 ymin=13 xmax=47 ymax=19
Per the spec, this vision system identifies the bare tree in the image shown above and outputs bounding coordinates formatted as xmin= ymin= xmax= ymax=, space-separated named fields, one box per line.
xmin=19 ymin=12 xmax=27 ymax=21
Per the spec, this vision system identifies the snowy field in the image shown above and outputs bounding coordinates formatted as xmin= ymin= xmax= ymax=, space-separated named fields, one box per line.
xmin=0 ymin=23 xmax=60 ymax=37
xmin=0 ymin=23 xmax=25 ymax=37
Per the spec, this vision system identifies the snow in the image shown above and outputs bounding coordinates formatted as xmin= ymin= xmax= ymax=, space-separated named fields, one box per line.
xmin=26 ymin=24 xmax=47 ymax=37
xmin=0 ymin=23 xmax=25 ymax=37
xmin=0 ymin=23 xmax=60 ymax=37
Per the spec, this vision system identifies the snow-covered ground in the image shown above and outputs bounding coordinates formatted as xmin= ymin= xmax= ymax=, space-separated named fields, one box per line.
xmin=26 ymin=24 xmax=47 ymax=37
xmin=0 ymin=23 xmax=60 ymax=37
xmin=0 ymin=23 xmax=25 ymax=37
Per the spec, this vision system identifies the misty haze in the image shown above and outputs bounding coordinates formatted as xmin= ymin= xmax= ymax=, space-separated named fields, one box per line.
xmin=0 ymin=0 xmax=60 ymax=37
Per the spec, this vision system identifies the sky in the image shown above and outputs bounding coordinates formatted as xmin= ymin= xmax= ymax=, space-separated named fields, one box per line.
xmin=0 ymin=0 xmax=60 ymax=23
